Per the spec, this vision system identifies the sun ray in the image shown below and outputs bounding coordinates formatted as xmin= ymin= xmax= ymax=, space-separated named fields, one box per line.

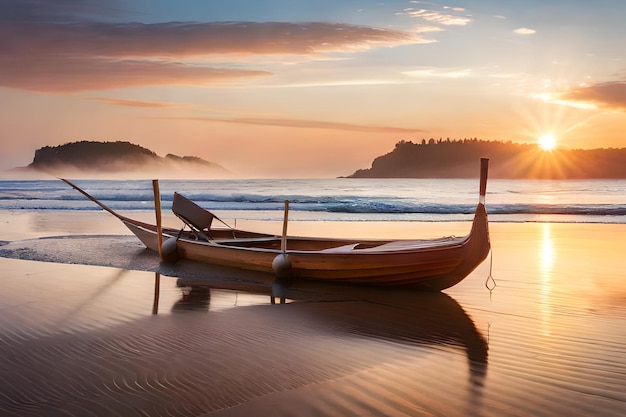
xmin=538 ymin=134 xmax=557 ymax=151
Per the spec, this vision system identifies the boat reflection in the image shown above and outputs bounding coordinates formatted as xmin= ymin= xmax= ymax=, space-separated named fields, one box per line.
xmin=169 ymin=275 xmax=488 ymax=389
xmin=172 ymin=285 xmax=212 ymax=311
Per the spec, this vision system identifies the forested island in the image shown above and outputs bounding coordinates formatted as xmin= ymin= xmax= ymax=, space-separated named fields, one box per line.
xmin=18 ymin=141 xmax=229 ymax=178
xmin=347 ymin=139 xmax=626 ymax=179
xmin=9 ymin=138 xmax=626 ymax=179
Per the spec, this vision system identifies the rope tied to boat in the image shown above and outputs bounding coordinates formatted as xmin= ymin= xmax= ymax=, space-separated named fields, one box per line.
xmin=485 ymin=249 xmax=496 ymax=293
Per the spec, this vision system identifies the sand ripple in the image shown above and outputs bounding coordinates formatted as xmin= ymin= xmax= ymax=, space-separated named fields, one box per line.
xmin=0 ymin=259 xmax=489 ymax=416
xmin=1 ymin=226 xmax=626 ymax=416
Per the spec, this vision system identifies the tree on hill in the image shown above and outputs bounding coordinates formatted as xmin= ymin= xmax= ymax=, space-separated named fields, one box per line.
xmin=25 ymin=140 xmax=229 ymax=177
xmin=348 ymin=139 xmax=626 ymax=179
xmin=30 ymin=141 xmax=158 ymax=170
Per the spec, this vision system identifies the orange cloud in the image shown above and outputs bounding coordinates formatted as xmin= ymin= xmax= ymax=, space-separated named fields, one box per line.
xmin=557 ymin=81 xmax=626 ymax=111
xmin=87 ymin=97 xmax=179 ymax=108
xmin=1 ymin=21 xmax=421 ymax=57
xmin=162 ymin=116 xmax=424 ymax=134
xmin=0 ymin=20 xmax=423 ymax=92
xmin=0 ymin=56 xmax=271 ymax=92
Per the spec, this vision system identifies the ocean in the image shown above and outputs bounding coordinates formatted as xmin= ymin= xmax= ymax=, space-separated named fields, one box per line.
xmin=1 ymin=178 xmax=625 ymax=224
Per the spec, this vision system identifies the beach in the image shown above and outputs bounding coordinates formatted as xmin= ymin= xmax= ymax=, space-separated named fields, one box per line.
xmin=1 ymin=210 xmax=625 ymax=416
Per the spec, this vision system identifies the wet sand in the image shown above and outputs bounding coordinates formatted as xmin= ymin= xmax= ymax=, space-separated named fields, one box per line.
xmin=1 ymin=211 xmax=625 ymax=416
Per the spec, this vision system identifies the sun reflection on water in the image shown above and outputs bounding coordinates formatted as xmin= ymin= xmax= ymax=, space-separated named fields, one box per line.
xmin=540 ymin=223 xmax=555 ymax=336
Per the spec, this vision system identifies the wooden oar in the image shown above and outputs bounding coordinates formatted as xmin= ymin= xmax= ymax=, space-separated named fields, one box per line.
xmin=280 ymin=200 xmax=289 ymax=253
xmin=152 ymin=180 xmax=164 ymax=260
xmin=152 ymin=179 xmax=179 ymax=263
xmin=59 ymin=178 xmax=129 ymax=221
xmin=272 ymin=200 xmax=292 ymax=280
xmin=271 ymin=200 xmax=291 ymax=304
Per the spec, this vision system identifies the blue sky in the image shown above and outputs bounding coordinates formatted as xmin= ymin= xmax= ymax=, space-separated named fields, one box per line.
xmin=1 ymin=0 xmax=625 ymax=177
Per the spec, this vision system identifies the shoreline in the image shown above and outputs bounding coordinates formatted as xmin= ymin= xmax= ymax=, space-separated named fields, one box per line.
xmin=2 ymin=210 xmax=626 ymax=286
xmin=2 ymin=208 xmax=626 ymax=241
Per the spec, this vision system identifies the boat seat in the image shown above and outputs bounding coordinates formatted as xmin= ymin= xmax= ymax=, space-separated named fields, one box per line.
xmin=356 ymin=237 xmax=463 ymax=251
xmin=319 ymin=243 xmax=358 ymax=253
xmin=215 ymin=237 xmax=281 ymax=248
xmin=172 ymin=192 xmax=214 ymax=241
xmin=320 ymin=237 xmax=463 ymax=253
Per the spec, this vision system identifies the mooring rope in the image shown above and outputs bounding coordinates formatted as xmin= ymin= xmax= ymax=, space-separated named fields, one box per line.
xmin=485 ymin=248 xmax=496 ymax=293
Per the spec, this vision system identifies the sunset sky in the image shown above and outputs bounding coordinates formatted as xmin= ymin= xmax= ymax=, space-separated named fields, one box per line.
xmin=1 ymin=0 xmax=625 ymax=177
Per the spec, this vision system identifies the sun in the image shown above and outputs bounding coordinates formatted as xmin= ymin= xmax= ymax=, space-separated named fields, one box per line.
xmin=538 ymin=134 xmax=557 ymax=151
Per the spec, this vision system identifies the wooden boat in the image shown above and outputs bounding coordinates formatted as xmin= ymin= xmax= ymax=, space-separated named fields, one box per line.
xmin=61 ymin=158 xmax=490 ymax=291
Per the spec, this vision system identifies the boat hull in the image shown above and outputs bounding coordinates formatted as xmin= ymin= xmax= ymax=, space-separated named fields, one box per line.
xmin=123 ymin=203 xmax=489 ymax=291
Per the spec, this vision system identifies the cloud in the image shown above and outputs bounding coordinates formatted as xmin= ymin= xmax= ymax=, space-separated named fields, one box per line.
xmin=407 ymin=9 xmax=472 ymax=26
xmin=87 ymin=97 xmax=179 ymax=108
xmin=1 ymin=21 xmax=422 ymax=58
xmin=0 ymin=57 xmax=271 ymax=92
xmin=0 ymin=20 xmax=424 ymax=92
xmin=513 ymin=28 xmax=537 ymax=35
xmin=443 ymin=6 xmax=466 ymax=12
xmin=404 ymin=67 xmax=472 ymax=79
xmin=0 ymin=0 xmax=126 ymax=23
xmin=162 ymin=116 xmax=424 ymax=134
xmin=556 ymin=81 xmax=626 ymax=111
